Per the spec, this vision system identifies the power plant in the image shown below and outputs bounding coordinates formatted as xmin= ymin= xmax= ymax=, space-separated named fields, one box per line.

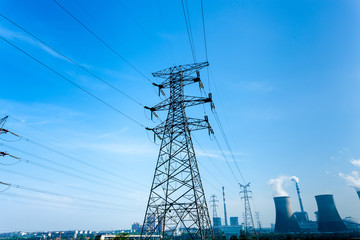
xmin=273 ymin=196 xmax=301 ymax=233
xmin=270 ymin=175 xmax=359 ymax=235
xmin=315 ymin=194 xmax=347 ymax=232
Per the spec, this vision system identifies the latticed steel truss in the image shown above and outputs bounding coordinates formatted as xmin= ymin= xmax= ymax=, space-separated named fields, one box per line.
xmin=240 ymin=183 xmax=255 ymax=235
xmin=141 ymin=62 xmax=214 ymax=240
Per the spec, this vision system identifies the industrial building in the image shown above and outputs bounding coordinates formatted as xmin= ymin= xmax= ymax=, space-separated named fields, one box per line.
xmin=315 ymin=194 xmax=347 ymax=232
xmin=273 ymin=196 xmax=301 ymax=233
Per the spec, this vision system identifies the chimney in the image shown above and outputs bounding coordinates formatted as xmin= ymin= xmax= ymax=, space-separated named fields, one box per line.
xmin=222 ymin=186 xmax=228 ymax=226
xmin=315 ymin=194 xmax=347 ymax=232
xmin=274 ymin=196 xmax=300 ymax=233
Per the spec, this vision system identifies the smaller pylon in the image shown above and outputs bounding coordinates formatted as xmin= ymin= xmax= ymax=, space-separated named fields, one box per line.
xmin=210 ymin=195 xmax=219 ymax=218
xmin=240 ymin=182 xmax=255 ymax=235
xmin=255 ymin=211 xmax=262 ymax=234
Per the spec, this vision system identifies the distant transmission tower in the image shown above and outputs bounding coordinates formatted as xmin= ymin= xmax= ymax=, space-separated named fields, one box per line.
xmin=210 ymin=195 xmax=219 ymax=218
xmin=141 ymin=62 xmax=214 ymax=240
xmin=255 ymin=211 xmax=262 ymax=234
xmin=240 ymin=183 xmax=255 ymax=235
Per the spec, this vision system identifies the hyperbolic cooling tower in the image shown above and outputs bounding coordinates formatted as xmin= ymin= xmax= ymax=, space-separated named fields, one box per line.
xmin=315 ymin=194 xmax=347 ymax=232
xmin=274 ymin=196 xmax=301 ymax=233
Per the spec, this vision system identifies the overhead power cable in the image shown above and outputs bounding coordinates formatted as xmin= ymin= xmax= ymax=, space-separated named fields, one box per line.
xmin=0 ymin=167 xmax=131 ymax=200
xmin=156 ymin=0 xmax=176 ymax=65
xmin=200 ymin=0 xmax=211 ymax=92
xmin=213 ymin=135 xmax=239 ymax=183
xmin=1 ymin=143 xmax=144 ymax=192
xmin=180 ymin=0 xmax=197 ymax=63
xmin=193 ymin=136 xmax=237 ymax=188
xmin=116 ymin=0 xmax=173 ymax=63
xmin=213 ymin=109 xmax=246 ymax=183
xmin=0 ymin=12 xmax=144 ymax=107
xmin=200 ymin=0 xmax=208 ymax=62
xmin=20 ymin=135 xmax=146 ymax=187
xmin=52 ymin=0 xmax=153 ymax=83
xmin=0 ymin=181 xmax=135 ymax=211
xmin=0 ymin=192 xmax=135 ymax=213
xmin=0 ymin=35 xmax=146 ymax=128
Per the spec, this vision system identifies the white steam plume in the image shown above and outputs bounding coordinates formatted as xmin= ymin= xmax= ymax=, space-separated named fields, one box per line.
xmin=290 ymin=176 xmax=299 ymax=183
xmin=339 ymin=159 xmax=360 ymax=191
xmin=268 ymin=175 xmax=299 ymax=197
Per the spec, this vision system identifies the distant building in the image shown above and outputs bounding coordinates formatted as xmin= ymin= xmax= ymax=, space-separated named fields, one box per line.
xmin=213 ymin=217 xmax=221 ymax=227
xmin=132 ymin=222 xmax=142 ymax=233
xmin=343 ymin=217 xmax=360 ymax=231
xmin=218 ymin=225 xmax=243 ymax=239
xmin=230 ymin=217 xmax=239 ymax=226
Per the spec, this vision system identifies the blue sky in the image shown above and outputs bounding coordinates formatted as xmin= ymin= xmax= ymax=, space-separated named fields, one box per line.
xmin=0 ymin=0 xmax=360 ymax=232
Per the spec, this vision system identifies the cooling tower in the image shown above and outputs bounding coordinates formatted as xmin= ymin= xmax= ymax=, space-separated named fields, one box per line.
xmin=315 ymin=194 xmax=347 ymax=232
xmin=274 ymin=196 xmax=301 ymax=233
xmin=357 ymin=191 xmax=360 ymax=200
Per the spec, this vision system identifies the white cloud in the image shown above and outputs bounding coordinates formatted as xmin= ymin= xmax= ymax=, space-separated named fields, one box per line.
xmin=339 ymin=171 xmax=360 ymax=191
xmin=239 ymin=81 xmax=274 ymax=93
xmin=351 ymin=159 xmax=360 ymax=168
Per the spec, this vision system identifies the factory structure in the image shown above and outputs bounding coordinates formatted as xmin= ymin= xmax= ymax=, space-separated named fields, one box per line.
xmin=208 ymin=178 xmax=359 ymax=238
xmin=210 ymin=187 xmax=246 ymax=239
xmin=273 ymin=178 xmax=360 ymax=233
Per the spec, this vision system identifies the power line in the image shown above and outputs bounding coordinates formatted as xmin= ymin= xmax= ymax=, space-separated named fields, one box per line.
xmin=21 ymin=135 xmax=146 ymax=187
xmin=116 ymin=0 xmax=173 ymax=63
xmin=2 ymin=113 xmax=148 ymax=189
xmin=51 ymin=0 xmax=153 ymax=84
xmin=1 ymin=180 xmax=136 ymax=211
xmin=0 ymin=12 xmax=144 ymax=107
xmin=180 ymin=0 xmax=196 ymax=62
xmin=213 ymin=109 xmax=246 ymax=183
xmin=0 ymin=167 xmax=133 ymax=200
xmin=1 ymin=143 xmax=144 ymax=192
xmin=0 ymin=35 xmax=147 ymax=128
xmin=193 ymin=135 xmax=237 ymax=188
xmin=200 ymin=0 xmax=208 ymax=62
xmin=156 ymin=0 xmax=176 ymax=65
xmin=0 ymin=192 xmax=135 ymax=213
xmin=212 ymin=135 xmax=239 ymax=183
xmin=200 ymin=0 xmax=211 ymax=92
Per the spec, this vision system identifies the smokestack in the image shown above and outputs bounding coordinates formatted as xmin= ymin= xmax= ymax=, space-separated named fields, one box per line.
xmin=315 ymin=194 xmax=347 ymax=232
xmin=291 ymin=179 xmax=304 ymax=213
xmin=273 ymin=196 xmax=300 ymax=233
xmin=222 ymin=186 xmax=228 ymax=226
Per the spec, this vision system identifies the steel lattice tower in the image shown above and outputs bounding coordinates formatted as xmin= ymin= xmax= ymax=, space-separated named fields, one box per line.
xmin=240 ymin=183 xmax=255 ymax=235
xmin=141 ymin=62 xmax=214 ymax=240
xmin=255 ymin=211 xmax=262 ymax=234
xmin=210 ymin=195 xmax=218 ymax=218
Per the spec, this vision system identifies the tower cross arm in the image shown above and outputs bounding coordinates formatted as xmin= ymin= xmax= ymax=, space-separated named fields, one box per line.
xmin=152 ymin=62 xmax=209 ymax=78
xmin=145 ymin=96 xmax=212 ymax=113
xmin=148 ymin=117 xmax=213 ymax=139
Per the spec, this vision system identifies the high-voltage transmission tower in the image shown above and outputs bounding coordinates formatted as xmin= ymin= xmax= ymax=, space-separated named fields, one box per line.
xmin=141 ymin=62 xmax=214 ymax=240
xmin=210 ymin=195 xmax=219 ymax=218
xmin=255 ymin=211 xmax=262 ymax=234
xmin=240 ymin=183 xmax=255 ymax=235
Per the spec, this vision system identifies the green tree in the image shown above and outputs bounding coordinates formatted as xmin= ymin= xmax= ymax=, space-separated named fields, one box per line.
xmin=114 ymin=233 xmax=129 ymax=240
xmin=230 ymin=235 xmax=239 ymax=240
